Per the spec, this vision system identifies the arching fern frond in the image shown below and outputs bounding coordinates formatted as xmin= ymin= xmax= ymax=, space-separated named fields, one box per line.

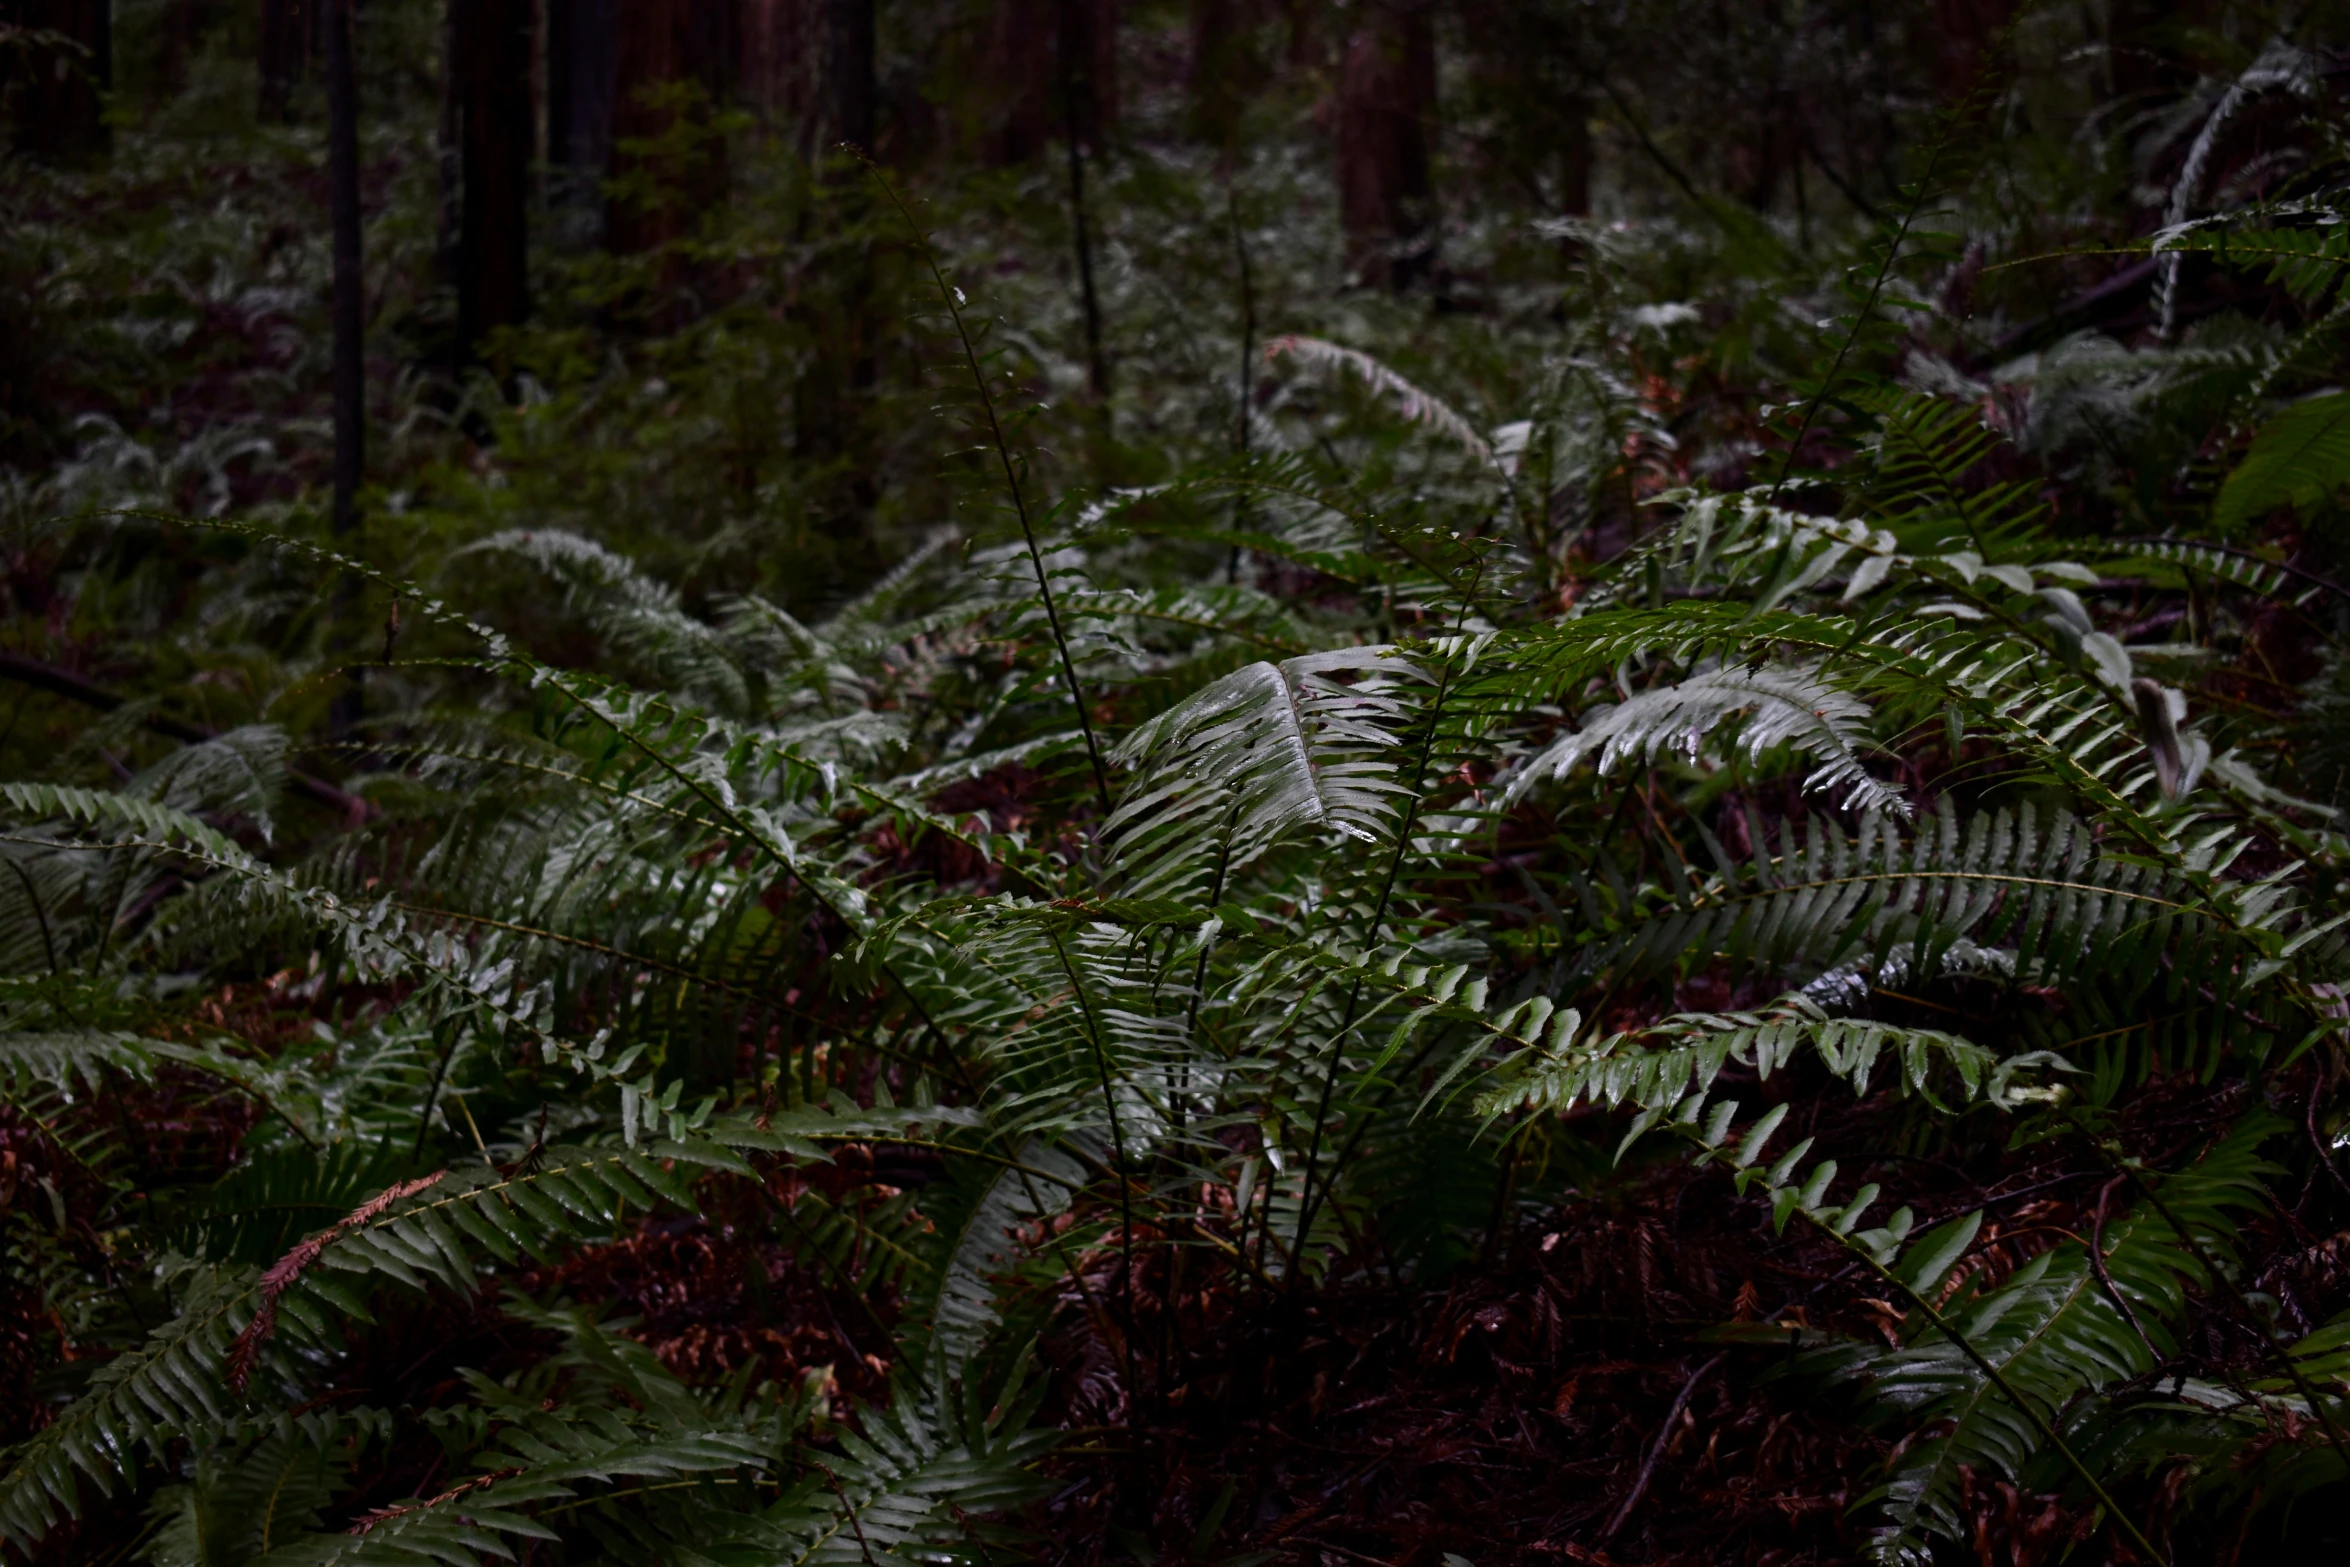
xmin=1507 ymin=658 xmax=1908 ymax=817
xmin=1107 ymin=648 xmax=1426 ymax=900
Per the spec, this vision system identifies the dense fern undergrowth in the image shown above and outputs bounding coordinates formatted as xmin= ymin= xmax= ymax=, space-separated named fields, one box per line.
xmin=17 ymin=10 xmax=2350 ymax=1567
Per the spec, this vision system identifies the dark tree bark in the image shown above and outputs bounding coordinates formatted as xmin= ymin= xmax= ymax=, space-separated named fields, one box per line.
xmin=1186 ymin=0 xmax=1258 ymax=148
xmin=1337 ymin=0 xmax=1434 ymax=290
xmin=1460 ymin=0 xmax=1586 ymax=218
xmin=738 ymin=0 xmax=870 ymax=162
xmin=448 ymin=0 xmax=532 ymax=352
xmin=1933 ymin=0 xmax=2014 ymax=103
xmin=738 ymin=0 xmax=808 ymax=141
xmin=1557 ymin=93 xmax=1591 ymax=216
xmin=827 ymin=0 xmax=871 ymax=155
xmin=259 ymin=0 xmax=311 ymax=121
xmin=548 ymin=0 xmax=619 ymax=220
xmin=606 ymin=0 xmax=733 ymax=257
xmin=152 ymin=0 xmax=220 ymax=98
xmin=992 ymin=0 xmax=1114 ymax=165
xmin=6 ymin=0 xmax=111 ymax=164
xmin=1281 ymin=0 xmax=1318 ymax=72
xmin=324 ymin=0 xmax=362 ymax=537
xmin=323 ymin=0 xmax=364 ymax=739
xmin=1059 ymin=0 xmax=1108 ymax=396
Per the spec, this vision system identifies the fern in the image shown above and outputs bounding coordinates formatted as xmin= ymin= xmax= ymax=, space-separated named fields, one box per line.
xmin=2214 ymin=390 xmax=2350 ymax=531
xmin=1507 ymin=658 xmax=1908 ymax=817
xmin=17 ymin=99 xmax=2350 ymax=1565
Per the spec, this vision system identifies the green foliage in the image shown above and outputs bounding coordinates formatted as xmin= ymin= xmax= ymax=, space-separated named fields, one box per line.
xmin=2215 ymin=390 xmax=2350 ymax=531
xmin=10 ymin=7 xmax=2350 ymax=1561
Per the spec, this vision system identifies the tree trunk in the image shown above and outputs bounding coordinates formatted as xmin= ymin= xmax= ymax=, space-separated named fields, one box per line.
xmin=547 ymin=0 xmax=619 ymax=219
xmin=6 ymin=0 xmax=111 ymax=164
xmin=992 ymin=0 xmax=1113 ymax=165
xmin=448 ymin=0 xmax=532 ymax=353
xmin=738 ymin=0 xmax=809 ymax=143
xmin=1560 ymin=94 xmax=1591 ymax=216
xmin=1059 ymin=0 xmax=1108 ymax=395
xmin=259 ymin=0 xmax=310 ymax=121
xmin=324 ymin=0 xmax=363 ymax=537
xmin=827 ymin=0 xmax=872 ymax=156
xmin=323 ymin=0 xmax=365 ymax=737
xmin=1933 ymin=0 xmax=2014 ymax=103
xmin=1187 ymin=0 xmax=1255 ymax=148
xmin=1337 ymin=0 xmax=1433 ymax=290
xmin=606 ymin=0 xmax=733 ymax=257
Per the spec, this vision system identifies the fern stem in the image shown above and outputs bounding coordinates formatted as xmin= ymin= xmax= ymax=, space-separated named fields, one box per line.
xmin=2080 ymin=1119 xmax=2350 ymax=1480
xmin=868 ymin=168 xmax=1114 ymax=817
xmin=1765 ymin=140 xmax=1954 ymax=504
xmin=1283 ymin=655 xmax=1456 ymax=1293
xmin=1852 ymin=1242 xmax=2173 ymax=1567
xmin=1600 ymin=1352 xmax=1726 ymax=1541
xmin=1045 ymin=924 xmax=1142 ymax=1412
xmin=414 ymin=1017 xmax=464 ymax=1158
xmin=1228 ymin=183 xmax=1256 ymax=587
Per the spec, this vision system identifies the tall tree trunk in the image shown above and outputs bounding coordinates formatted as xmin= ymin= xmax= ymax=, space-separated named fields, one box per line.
xmin=449 ymin=0 xmax=532 ymax=354
xmin=827 ymin=0 xmax=871 ymax=155
xmin=1933 ymin=0 xmax=2014 ymax=103
xmin=547 ymin=0 xmax=618 ymax=220
xmin=1557 ymin=92 xmax=1591 ymax=216
xmin=738 ymin=0 xmax=808 ymax=143
xmin=6 ymin=0 xmax=111 ymax=164
xmin=992 ymin=0 xmax=1113 ymax=165
xmin=259 ymin=0 xmax=310 ymax=121
xmin=1337 ymin=0 xmax=1433 ymax=290
xmin=606 ymin=0 xmax=732 ymax=258
xmin=1186 ymin=0 xmax=1254 ymax=148
xmin=325 ymin=0 xmax=363 ymax=537
xmin=1058 ymin=0 xmax=1108 ymax=396
xmin=324 ymin=0 xmax=365 ymax=738
xmin=154 ymin=0 xmax=218 ymax=98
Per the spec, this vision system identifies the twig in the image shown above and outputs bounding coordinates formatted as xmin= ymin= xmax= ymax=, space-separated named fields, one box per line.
xmin=1599 ymin=1352 xmax=1724 ymax=1542
xmin=819 ymin=1465 xmax=880 ymax=1567
xmin=867 ymin=164 xmax=1112 ymax=815
xmin=1857 ymin=1244 xmax=2172 ymax=1567
xmin=0 ymin=652 xmax=368 ymax=819
xmin=1047 ymin=924 xmax=1142 ymax=1419
xmin=2089 ymin=1175 xmax=2163 ymax=1359
xmin=2077 ymin=1117 xmax=2350 ymax=1483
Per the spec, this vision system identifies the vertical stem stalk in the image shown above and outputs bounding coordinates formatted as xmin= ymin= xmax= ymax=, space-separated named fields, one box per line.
xmin=1057 ymin=0 xmax=1108 ymax=401
xmin=1048 ymin=925 xmax=1141 ymax=1416
xmin=325 ymin=0 xmax=366 ymax=739
xmin=326 ymin=0 xmax=364 ymax=540
xmin=869 ymin=169 xmax=1114 ymax=816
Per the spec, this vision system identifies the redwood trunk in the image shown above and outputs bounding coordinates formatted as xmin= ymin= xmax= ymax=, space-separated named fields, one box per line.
xmin=828 ymin=0 xmax=872 ymax=155
xmin=738 ymin=0 xmax=809 ymax=142
xmin=259 ymin=0 xmax=311 ymax=121
xmin=1187 ymin=0 xmax=1253 ymax=147
xmin=324 ymin=0 xmax=364 ymax=739
xmin=6 ymin=0 xmax=111 ymax=164
xmin=1933 ymin=0 xmax=2015 ymax=103
xmin=548 ymin=0 xmax=619 ymax=213
xmin=606 ymin=0 xmax=733 ymax=257
xmin=1337 ymin=0 xmax=1433 ymax=289
xmin=449 ymin=0 xmax=533 ymax=351
xmin=324 ymin=0 xmax=363 ymax=536
xmin=992 ymin=0 xmax=1114 ymax=164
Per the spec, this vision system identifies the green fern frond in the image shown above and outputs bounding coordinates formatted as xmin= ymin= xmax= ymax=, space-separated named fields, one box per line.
xmin=1507 ymin=657 xmax=1907 ymax=817
xmin=2214 ymin=390 xmax=2350 ymax=531
xmin=1107 ymin=647 xmax=1426 ymax=900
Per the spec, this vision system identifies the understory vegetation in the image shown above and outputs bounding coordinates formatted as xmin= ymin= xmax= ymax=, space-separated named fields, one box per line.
xmin=11 ymin=2 xmax=2350 ymax=1564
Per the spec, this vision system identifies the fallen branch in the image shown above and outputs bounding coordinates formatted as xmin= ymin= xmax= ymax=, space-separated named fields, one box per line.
xmin=0 ymin=652 xmax=369 ymax=822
